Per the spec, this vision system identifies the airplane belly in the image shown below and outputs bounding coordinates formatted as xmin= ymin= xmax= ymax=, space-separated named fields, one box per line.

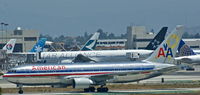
xmin=7 ymin=76 xmax=61 ymax=85
xmin=107 ymin=72 xmax=156 ymax=83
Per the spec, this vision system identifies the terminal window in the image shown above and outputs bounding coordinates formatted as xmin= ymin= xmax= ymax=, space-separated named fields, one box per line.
xmin=14 ymin=30 xmax=23 ymax=35
xmin=24 ymin=37 xmax=37 ymax=41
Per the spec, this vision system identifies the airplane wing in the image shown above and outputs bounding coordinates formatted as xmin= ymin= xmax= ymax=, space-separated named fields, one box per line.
xmin=72 ymin=54 xmax=96 ymax=63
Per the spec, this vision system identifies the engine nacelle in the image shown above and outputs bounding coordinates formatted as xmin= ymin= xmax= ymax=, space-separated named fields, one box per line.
xmin=73 ymin=78 xmax=93 ymax=89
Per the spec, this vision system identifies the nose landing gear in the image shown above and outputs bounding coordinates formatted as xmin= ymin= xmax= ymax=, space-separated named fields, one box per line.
xmin=17 ymin=84 xmax=23 ymax=94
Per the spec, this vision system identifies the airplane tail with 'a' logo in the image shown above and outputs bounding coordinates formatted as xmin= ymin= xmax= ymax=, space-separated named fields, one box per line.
xmin=29 ymin=38 xmax=47 ymax=52
xmin=145 ymin=25 xmax=184 ymax=64
xmin=2 ymin=39 xmax=16 ymax=53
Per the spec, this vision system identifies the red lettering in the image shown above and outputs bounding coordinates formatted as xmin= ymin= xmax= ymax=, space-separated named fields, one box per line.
xmin=53 ymin=66 xmax=56 ymax=70
xmin=44 ymin=66 xmax=47 ymax=70
xmin=62 ymin=66 xmax=66 ymax=70
xmin=157 ymin=48 xmax=165 ymax=58
xmin=32 ymin=66 xmax=36 ymax=70
xmin=32 ymin=66 xmax=67 ymax=71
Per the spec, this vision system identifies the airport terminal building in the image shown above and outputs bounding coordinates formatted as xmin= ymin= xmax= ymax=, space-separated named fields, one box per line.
xmin=0 ymin=27 xmax=39 ymax=52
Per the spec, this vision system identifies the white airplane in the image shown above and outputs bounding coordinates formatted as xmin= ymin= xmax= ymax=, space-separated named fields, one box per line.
xmin=1 ymin=39 xmax=16 ymax=54
xmin=80 ymin=32 xmax=100 ymax=51
xmin=0 ymin=39 xmax=16 ymax=61
xmin=40 ymin=27 xmax=168 ymax=63
xmin=175 ymin=40 xmax=200 ymax=64
xmin=3 ymin=25 xmax=184 ymax=94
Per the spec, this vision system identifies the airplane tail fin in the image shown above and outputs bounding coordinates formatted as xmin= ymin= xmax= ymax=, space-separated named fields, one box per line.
xmin=145 ymin=25 xmax=184 ymax=64
xmin=2 ymin=39 xmax=16 ymax=53
xmin=80 ymin=32 xmax=100 ymax=51
xmin=177 ymin=40 xmax=196 ymax=56
xmin=145 ymin=27 xmax=168 ymax=50
xmin=29 ymin=38 xmax=47 ymax=52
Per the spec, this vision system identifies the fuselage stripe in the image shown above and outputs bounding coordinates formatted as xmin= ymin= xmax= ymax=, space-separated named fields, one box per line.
xmin=3 ymin=72 xmax=111 ymax=77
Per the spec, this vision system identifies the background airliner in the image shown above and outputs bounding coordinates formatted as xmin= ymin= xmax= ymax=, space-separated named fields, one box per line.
xmin=3 ymin=25 xmax=183 ymax=94
xmin=1 ymin=39 xmax=16 ymax=54
xmin=0 ymin=39 xmax=16 ymax=61
xmin=176 ymin=39 xmax=200 ymax=64
xmin=39 ymin=27 xmax=168 ymax=63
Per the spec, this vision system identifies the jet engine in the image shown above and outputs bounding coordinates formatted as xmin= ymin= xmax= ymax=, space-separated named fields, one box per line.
xmin=72 ymin=78 xmax=93 ymax=88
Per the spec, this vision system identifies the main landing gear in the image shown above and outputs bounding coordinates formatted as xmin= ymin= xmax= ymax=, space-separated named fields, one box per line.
xmin=84 ymin=86 xmax=108 ymax=92
xmin=17 ymin=84 xmax=24 ymax=94
xmin=97 ymin=86 xmax=108 ymax=92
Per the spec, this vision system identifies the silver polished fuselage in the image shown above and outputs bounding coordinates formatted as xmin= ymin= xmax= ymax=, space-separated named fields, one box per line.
xmin=3 ymin=61 xmax=177 ymax=86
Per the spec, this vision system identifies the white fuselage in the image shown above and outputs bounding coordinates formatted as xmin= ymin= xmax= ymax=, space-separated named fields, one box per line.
xmin=40 ymin=49 xmax=153 ymax=62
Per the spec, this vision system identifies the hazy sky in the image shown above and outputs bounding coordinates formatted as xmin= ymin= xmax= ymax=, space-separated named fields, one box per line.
xmin=0 ymin=0 xmax=200 ymax=37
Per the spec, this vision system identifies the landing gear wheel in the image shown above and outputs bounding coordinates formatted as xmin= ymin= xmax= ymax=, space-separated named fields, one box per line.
xmin=84 ymin=88 xmax=90 ymax=92
xmin=18 ymin=90 xmax=23 ymax=94
xmin=89 ymin=87 xmax=95 ymax=92
xmin=84 ymin=87 xmax=96 ymax=92
xmin=97 ymin=87 xmax=108 ymax=92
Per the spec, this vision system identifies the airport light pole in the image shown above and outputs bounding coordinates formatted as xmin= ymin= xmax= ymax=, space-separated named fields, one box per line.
xmin=4 ymin=23 xmax=8 ymax=43
xmin=1 ymin=22 xmax=4 ymax=43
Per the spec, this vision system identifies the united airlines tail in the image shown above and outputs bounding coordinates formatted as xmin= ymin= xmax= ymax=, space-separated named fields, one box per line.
xmin=80 ymin=32 xmax=100 ymax=51
xmin=2 ymin=39 xmax=16 ymax=53
xmin=29 ymin=38 xmax=47 ymax=52
xmin=177 ymin=40 xmax=196 ymax=56
xmin=145 ymin=25 xmax=184 ymax=63
xmin=145 ymin=27 xmax=168 ymax=50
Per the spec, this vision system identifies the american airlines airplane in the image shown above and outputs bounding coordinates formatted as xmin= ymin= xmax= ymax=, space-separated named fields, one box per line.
xmin=3 ymin=25 xmax=183 ymax=94
xmin=40 ymin=27 xmax=168 ymax=63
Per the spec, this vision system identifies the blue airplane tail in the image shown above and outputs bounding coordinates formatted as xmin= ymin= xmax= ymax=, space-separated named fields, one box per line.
xmin=145 ymin=27 xmax=168 ymax=50
xmin=29 ymin=38 xmax=47 ymax=52
xmin=177 ymin=39 xmax=196 ymax=56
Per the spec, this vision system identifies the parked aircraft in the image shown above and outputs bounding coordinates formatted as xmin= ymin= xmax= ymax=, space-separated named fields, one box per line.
xmin=1 ymin=39 xmax=16 ymax=53
xmin=3 ymin=25 xmax=183 ymax=94
xmin=175 ymin=40 xmax=200 ymax=63
xmin=0 ymin=39 xmax=16 ymax=61
xmin=40 ymin=27 xmax=168 ymax=63
xmin=80 ymin=32 xmax=100 ymax=51
xmin=29 ymin=38 xmax=47 ymax=52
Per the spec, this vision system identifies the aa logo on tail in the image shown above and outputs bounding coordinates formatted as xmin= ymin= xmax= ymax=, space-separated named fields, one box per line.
xmin=157 ymin=34 xmax=179 ymax=58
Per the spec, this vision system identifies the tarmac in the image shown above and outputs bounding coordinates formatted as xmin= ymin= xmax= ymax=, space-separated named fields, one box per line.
xmin=2 ymin=88 xmax=200 ymax=95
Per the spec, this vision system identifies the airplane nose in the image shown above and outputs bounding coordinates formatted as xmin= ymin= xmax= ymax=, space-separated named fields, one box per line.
xmin=0 ymin=70 xmax=3 ymax=76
